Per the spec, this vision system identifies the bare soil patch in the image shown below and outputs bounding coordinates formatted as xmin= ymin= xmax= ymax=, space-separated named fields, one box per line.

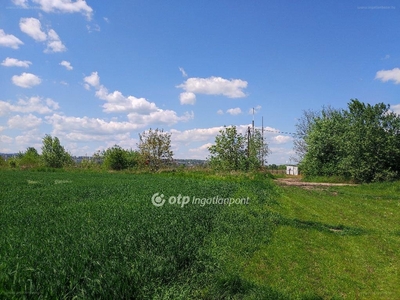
xmin=275 ymin=177 xmax=357 ymax=188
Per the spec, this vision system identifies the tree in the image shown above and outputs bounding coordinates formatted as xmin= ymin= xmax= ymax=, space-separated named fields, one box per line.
xmin=138 ymin=128 xmax=173 ymax=170
xmin=293 ymin=106 xmax=335 ymax=162
xmin=299 ymin=99 xmax=400 ymax=182
xmin=208 ymin=126 xmax=269 ymax=171
xmin=102 ymin=145 xmax=140 ymax=170
xmin=18 ymin=147 xmax=41 ymax=168
xmin=41 ymin=135 xmax=73 ymax=168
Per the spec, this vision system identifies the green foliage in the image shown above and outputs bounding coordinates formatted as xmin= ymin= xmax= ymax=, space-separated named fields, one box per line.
xmin=0 ymin=156 xmax=6 ymax=168
xmin=208 ymin=126 xmax=269 ymax=171
xmin=102 ymin=145 xmax=139 ymax=170
xmin=17 ymin=147 xmax=42 ymax=168
xmin=138 ymin=128 xmax=173 ymax=170
xmin=41 ymin=135 xmax=73 ymax=168
xmin=299 ymin=99 xmax=400 ymax=183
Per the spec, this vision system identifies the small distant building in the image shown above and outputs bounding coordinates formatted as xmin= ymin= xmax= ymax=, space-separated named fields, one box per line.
xmin=286 ymin=165 xmax=299 ymax=175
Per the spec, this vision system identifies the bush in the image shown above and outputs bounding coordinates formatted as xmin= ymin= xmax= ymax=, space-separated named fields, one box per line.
xmin=103 ymin=145 xmax=140 ymax=170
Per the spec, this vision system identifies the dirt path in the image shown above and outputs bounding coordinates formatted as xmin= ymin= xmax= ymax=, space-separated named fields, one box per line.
xmin=275 ymin=177 xmax=358 ymax=188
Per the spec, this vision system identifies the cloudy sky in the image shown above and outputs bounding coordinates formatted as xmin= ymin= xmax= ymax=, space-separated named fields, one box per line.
xmin=0 ymin=0 xmax=399 ymax=164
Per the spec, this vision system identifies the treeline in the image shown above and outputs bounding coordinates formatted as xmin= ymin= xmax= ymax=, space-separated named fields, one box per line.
xmin=1 ymin=126 xmax=272 ymax=173
xmin=1 ymin=129 xmax=174 ymax=171
xmin=295 ymin=99 xmax=400 ymax=183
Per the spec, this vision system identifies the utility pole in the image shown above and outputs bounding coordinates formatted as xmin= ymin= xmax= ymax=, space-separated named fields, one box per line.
xmin=252 ymin=107 xmax=255 ymax=136
xmin=262 ymin=116 xmax=264 ymax=167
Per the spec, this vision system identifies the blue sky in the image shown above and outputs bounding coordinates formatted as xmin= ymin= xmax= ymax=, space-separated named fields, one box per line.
xmin=0 ymin=0 xmax=399 ymax=164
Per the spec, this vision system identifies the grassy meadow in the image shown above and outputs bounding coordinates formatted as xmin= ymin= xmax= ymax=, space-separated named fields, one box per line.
xmin=0 ymin=169 xmax=399 ymax=299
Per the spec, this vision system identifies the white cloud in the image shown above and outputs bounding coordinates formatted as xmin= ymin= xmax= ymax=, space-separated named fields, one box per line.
xmin=1 ymin=57 xmax=31 ymax=68
xmin=7 ymin=114 xmax=42 ymax=130
xmin=170 ymin=126 xmax=226 ymax=143
xmin=103 ymin=17 xmax=110 ymax=23
xmin=0 ymin=135 xmax=13 ymax=144
xmin=375 ymin=68 xmax=400 ymax=84
xmin=271 ymin=135 xmax=293 ymax=144
xmin=86 ymin=24 xmax=100 ymax=33
xmin=84 ymin=71 xmax=100 ymax=88
xmin=14 ymin=129 xmax=43 ymax=147
xmin=45 ymin=29 xmax=66 ymax=53
xmin=391 ymin=104 xmax=400 ymax=115
xmin=19 ymin=18 xmax=66 ymax=53
xmin=0 ymin=29 xmax=24 ymax=49
xmin=226 ymin=107 xmax=242 ymax=115
xmin=19 ymin=18 xmax=47 ymax=41
xmin=32 ymin=0 xmax=93 ymax=20
xmin=248 ymin=105 xmax=262 ymax=114
xmin=60 ymin=60 xmax=73 ymax=70
xmin=179 ymin=67 xmax=188 ymax=77
xmin=12 ymin=0 xmax=29 ymax=8
xmin=127 ymin=110 xmax=193 ymax=126
xmin=83 ymin=71 xmax=194 ymax=127
xmin=179 ymin=92 xmax=196 ymax=105
xmin=217 ymin=109 xmax=224 ymax=115
xmin=12 ymin=73 xmax=42 ymax=88
xmin=0 ymin=96 xmax=59 ymax=116
xmin=177 ymin=76 xmax=248 ymax=98
xmin=46 ymin=114 xmax=145 ymax=139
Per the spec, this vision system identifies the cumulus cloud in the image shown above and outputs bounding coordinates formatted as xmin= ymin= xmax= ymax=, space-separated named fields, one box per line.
xmin=217 ymin=109 xmax=224 ymax=115
xmin=375 ymin=68 xmax=400 ymax=84
xmin=60 ymin=60 xmax=73 ymax=70
xmin=19 ymin=18 xmax=66 ymax=53
xmin=0 ymin=29 xmax=24 ymax=49
xmin=21 ymin=0 xmax=94 ymax=20
xmin=179 ymin=92 xmax=196 ymax=105
xmin=1 ymin=57 xmax=31 ymax=68
xmin=12 ymin=73 xmax=42 ymax=88
xmin=83 ymin=71 xmax=100 ymax=88
xmin=271 ymin=135 xmax=293 ymax=144
xmin=83 ymin=72 xmax=194 ymax=127
xmin=226 ymin=107 xmax=242 ymax=115
xmin=19 ymin=18 xmax=47 ymax=41
xmin=47 ymin=114 xmax=143 ymax=136
xmin=45 ymin=29 xmax=66 ymax=52
xmin=7 ymin=114 xmax=42 ymax=130
xmin=177 ymin=76 xmax=248 ymax=98
xmin=0 ymin=96 xmax=59 ymax=116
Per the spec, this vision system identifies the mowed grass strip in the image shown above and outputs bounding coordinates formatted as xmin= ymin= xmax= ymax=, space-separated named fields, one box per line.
xmin=246 ymin=184 xmax=400 ymax=299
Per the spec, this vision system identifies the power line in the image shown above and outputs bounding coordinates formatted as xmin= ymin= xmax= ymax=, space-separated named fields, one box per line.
xmin=263 ymin=129 xmax=297 ymax=136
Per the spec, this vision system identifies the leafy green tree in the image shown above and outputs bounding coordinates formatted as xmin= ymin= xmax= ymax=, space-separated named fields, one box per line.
xmin=299 ymin=99 xmax=400 ymax=182
xmin=208 ymin=126 xmax=269 ymax=171
xmin=138 ymin=128 xmax=173 ymax=170
xmin=102 ymin=145 xmax=139 ymax=170
xmin=41 ymin=135 xmax=73 ymax=168
xmin=18 ymin=147 xmax=42 ymax=168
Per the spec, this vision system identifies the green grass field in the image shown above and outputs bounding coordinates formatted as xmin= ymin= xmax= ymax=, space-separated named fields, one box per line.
xmin=0 ymin=170 xmax=399 ymax=299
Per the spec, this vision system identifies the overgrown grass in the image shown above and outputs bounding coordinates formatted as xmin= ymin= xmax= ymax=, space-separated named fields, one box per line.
xmin=0 ymin=170 xmax=399 ymax=299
